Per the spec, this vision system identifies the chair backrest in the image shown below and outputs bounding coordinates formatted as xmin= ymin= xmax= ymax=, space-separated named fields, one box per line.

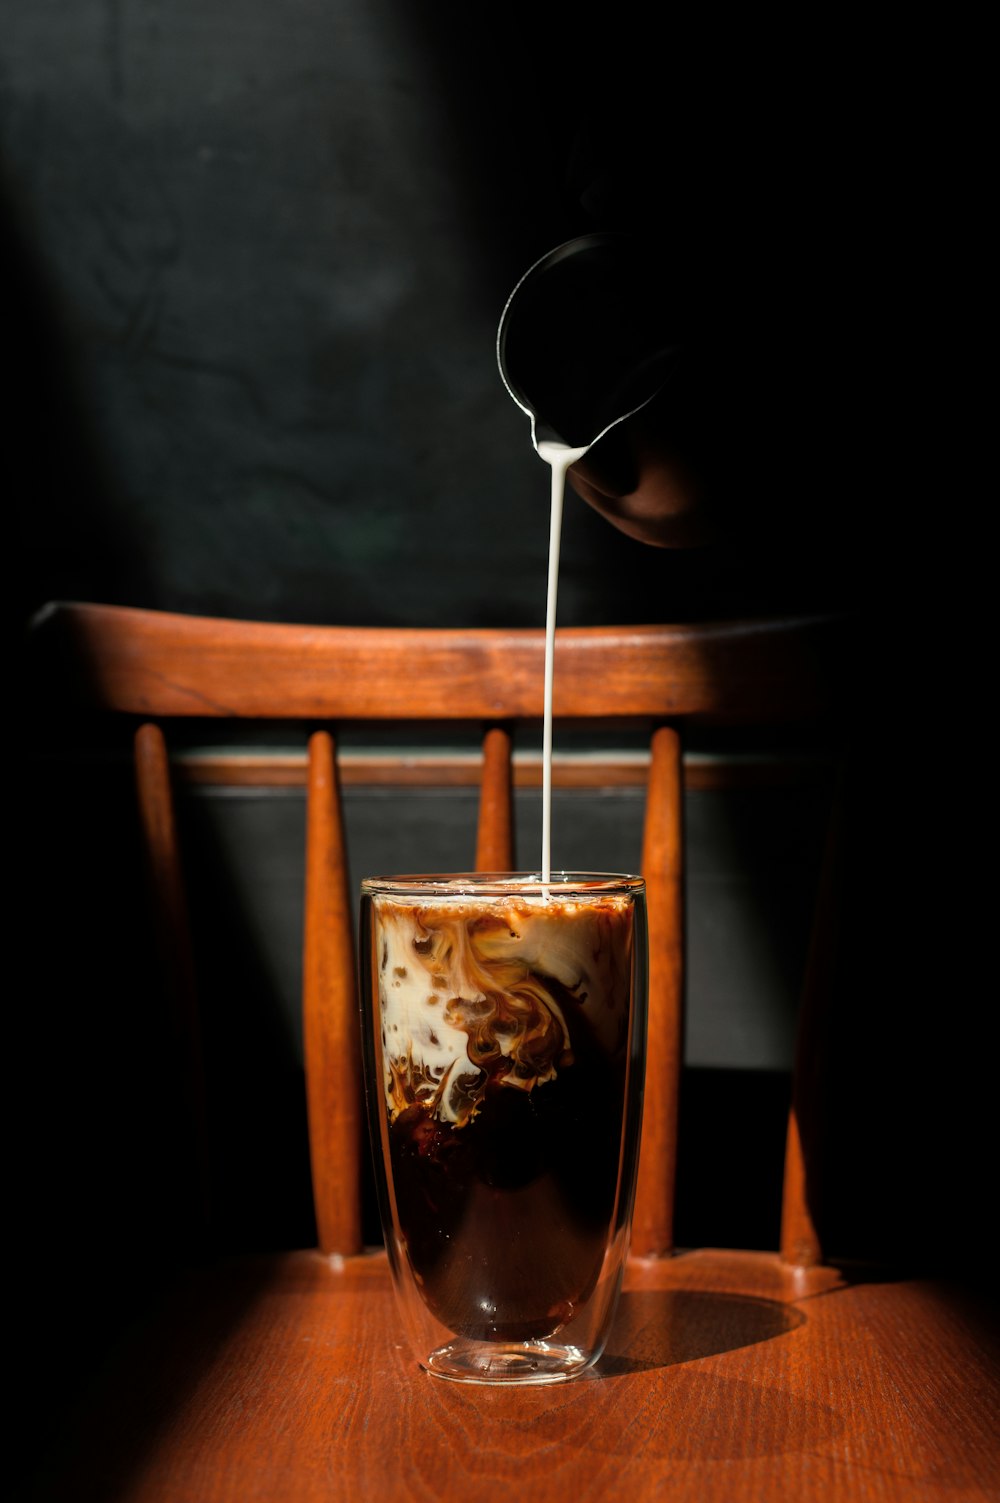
xmin=29 ymin=601 xmax=844 ymax=1265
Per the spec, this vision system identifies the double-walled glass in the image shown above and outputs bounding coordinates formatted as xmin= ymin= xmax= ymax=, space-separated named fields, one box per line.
xmin=360 ymin=873 xmax=647 ymax=1385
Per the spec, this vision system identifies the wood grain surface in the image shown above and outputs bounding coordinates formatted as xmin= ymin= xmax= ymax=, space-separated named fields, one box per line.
xmin=33 ymin=1250 xmax=999 ymax=1503
xmin=33 ymin=602 xmax=844 ymax=722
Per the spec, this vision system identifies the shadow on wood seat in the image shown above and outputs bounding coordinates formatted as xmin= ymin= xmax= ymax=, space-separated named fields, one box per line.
xmin=19 ymin=602 xmax=998 ymax=1503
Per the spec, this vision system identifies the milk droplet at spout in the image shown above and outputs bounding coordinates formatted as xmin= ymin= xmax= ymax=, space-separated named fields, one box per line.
xmin=536 ymin=441 xmax=589 ymax=886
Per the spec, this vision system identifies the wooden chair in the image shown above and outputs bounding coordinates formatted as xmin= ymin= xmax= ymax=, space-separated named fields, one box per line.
xmin=21 ymin=602 xmax=997 ymax=1503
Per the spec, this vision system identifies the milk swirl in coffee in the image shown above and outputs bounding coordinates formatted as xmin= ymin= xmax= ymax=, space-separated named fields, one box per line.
xmin=368 ymin=882 xmax=635 ymax=1342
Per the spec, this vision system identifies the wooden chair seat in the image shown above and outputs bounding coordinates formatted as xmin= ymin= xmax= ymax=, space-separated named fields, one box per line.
xmin=21 ymin=603 xmax=998 ymax=1503
xmin=32 ymin=1247 xmax=998 ymax=1503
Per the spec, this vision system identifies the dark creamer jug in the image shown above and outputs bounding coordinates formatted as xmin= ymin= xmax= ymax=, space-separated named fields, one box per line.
xmin=497 ymin=234 xmax=719 ymax=548
xmin=497 ymin=233 xmax=678 ymax=451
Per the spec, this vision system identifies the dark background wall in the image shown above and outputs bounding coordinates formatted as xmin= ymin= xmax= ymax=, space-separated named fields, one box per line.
xmin=7 ymin=0 xmax=892 ymax=631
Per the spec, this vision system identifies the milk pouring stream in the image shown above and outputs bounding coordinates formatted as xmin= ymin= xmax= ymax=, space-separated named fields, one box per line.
xmin=499 ymin=235 xmax=676 ymax=881
xmin=537 ymin=440 xmax=588 ymax=882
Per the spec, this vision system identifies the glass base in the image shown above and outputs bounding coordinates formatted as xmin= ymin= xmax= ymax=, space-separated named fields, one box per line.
xmin=423 ymin=1338 xmax=597 ymax=1385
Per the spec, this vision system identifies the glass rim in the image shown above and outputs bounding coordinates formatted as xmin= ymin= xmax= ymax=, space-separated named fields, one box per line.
xmin=359 ymin=871 xmax=645 ymax=899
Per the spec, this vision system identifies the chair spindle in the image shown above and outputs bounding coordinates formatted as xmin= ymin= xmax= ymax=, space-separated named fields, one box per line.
xmin=780 ymin=778 xmax=843 ymax=1265
xmin=133 ymin=722 xmax=211 ymax=1231
xmin=632 ymin=725 xmax=684 ymax=1258
xmin=304 ymin=730 xmax=364 ymax=1256
xmin=475 ymin=725 xmax=514 ymax=871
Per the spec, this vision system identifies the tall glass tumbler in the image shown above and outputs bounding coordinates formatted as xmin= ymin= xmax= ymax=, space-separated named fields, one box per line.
xmin=360 ymin=873 xmax=648 ymax=1384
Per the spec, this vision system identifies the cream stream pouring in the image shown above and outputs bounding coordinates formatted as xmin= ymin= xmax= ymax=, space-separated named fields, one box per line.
xmin=497 ymin=233 xmax=678 ymax=880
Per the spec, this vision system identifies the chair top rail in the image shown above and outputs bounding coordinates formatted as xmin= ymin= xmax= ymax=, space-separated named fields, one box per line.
xmin=30 ymin=602 xmax=846 ymax=724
